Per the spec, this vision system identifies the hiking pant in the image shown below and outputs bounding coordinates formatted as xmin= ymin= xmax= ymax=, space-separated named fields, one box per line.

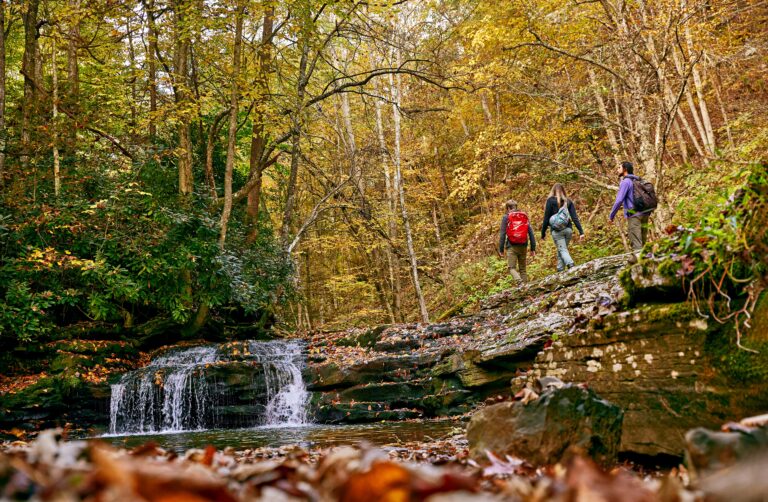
xmin=506 ymin=244 xmax=528 ymax=283
xmin=628 ymin=215 xmax=650 ymax=251
xmin=551 ymin=227 xmax=574 ymax=271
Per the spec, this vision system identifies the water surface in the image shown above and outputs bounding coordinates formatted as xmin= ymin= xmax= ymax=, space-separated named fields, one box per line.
xmin=101 ymin=420 xmax=463 ymax=454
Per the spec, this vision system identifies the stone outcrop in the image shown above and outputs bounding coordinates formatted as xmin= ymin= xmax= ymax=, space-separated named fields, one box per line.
xmin=466 ymin=385 xmax=623 ymax=466
xmin=309 ymin=254 xmax=768 ymax=458
xmin=307 ymin=255 xmax=629 ymax=424
xmin=514 ymin=300 xmax=768 ymax=456
xmin=685 ymin=425 xmax=768 ymax=478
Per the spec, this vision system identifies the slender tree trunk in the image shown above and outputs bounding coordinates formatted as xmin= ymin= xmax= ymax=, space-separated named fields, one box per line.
xmin=173 ymin=0 xmax=193 ymax=195
xmin=432 ymin=203 xmax=448 ymax=283
xmin=126 ymin=16 xmax=137 ymax=130
xmin=0 ymin=0 xmax=7 ymax=187
xmin=340 ymin=87 xmax=360 ymax=196
xmin=205 ymin=109 xmax=228 ymax=198
xmin=710 ymin=66 xmax=733 ymax=149
xmin=146 ymin=0 xmax=158 ymax=139
xmin=588 ymin=68 xmax=621 ymax=167
xmin=672 ymin=49 xmax=712 ymax=156
xmin=245 ymin=6 xmax=275 ymax=240
xmin=480 ymin=93 xmax=493 ymax=124
xmin=52 ymin=37 xmax=61 ymax=197
xmin=389 ymin=65 xmax=428 ymax=323
xmin=21 ymin=0 xmax=40 ymax=174
xmin=374 ymin=77 xmax=401 ymax=321
xmin=66 ymin=0 xmax=79 ymax=150
xmin=685 ymin=26 xmax=716 ymax=153
xmin=612 ymin=6 xmax=657 ymax=183
xmin=610 ymin=78 xmax=626 ymax=157
xmin=280 ymin=27 xmax=309 ymax=249
xmin=219 ymin=3 xmax=244 ymax=247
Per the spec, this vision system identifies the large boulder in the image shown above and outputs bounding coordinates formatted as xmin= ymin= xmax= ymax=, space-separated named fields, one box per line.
xmin=685 ymin=425 xmax=768 ymax=479
xmin=466 ymin=385 xmax=623 ymax=466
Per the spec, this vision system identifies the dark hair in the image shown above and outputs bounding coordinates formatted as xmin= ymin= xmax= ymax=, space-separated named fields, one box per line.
xmin=505 ymin=199 xmax=518 ymax=211
xmin=621 ymin=161 xmax=634 ymax=174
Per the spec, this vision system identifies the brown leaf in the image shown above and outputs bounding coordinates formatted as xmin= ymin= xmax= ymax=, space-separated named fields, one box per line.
xmin=341 ymin=461 xmax=411 ymax=502
xmin=564 ymin=457 xmax=657 ymax=502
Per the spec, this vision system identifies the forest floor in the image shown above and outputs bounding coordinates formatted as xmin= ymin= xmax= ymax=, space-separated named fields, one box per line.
xmin=0 ymin=428 xmax=706 ymax=502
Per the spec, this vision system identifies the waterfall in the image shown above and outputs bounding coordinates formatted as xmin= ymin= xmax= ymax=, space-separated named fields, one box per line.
xmin=108 ymin=341 xmax=309 ymax=435
xmin=249 ymin=340 xmax=309 ymax=426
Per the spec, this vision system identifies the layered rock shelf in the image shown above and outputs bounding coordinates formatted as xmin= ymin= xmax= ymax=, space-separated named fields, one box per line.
xmin=307 ymin=253 xmax=768 ymax=457
xmin=306 ymin=256 xmax=627 ymax=422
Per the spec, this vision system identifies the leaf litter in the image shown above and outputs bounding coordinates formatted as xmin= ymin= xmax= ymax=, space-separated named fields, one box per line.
xmin=0 ymin=428 xmax=726 ymax=501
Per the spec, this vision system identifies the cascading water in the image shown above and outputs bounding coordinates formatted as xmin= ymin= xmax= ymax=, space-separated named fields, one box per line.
xmin=108 ymin=346 xmax=219 ymax=434
xmin=248 ymin=340 xmax=309 ymax=426
xmin=108 ymin=341 xmax=310 ymax=435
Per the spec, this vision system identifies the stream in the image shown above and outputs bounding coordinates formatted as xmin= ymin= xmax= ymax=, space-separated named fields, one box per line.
xmin=100 ymin=420 xmax=462 ymax=453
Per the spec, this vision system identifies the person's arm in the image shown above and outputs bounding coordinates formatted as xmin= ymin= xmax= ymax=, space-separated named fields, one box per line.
xmin=528 ymin=224 xmax=536 ymax=253
xmin=569 ymin=201 xmax=584 ymax=235
xmin=498 ymin=215 xmax=508 ymax=254
xmin=541 ymin=199 xmax=553 ymax=239
xmin=609 ymin=179 xmax=630 ymax=220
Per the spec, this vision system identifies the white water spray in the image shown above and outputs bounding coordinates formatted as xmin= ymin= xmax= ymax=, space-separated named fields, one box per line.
xmin=108 ymin=341 xmax=309 ymax=434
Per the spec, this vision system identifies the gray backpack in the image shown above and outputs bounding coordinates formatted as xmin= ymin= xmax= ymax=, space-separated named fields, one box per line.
xmin=549 ymin=204 xmax=570 ymax=231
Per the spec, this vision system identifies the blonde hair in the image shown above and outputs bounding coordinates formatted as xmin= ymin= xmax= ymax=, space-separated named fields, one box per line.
xmin=549 ymin=183 xmax=568 ymax=208
xmin=505 ymin=199 xmax=518 ymax=211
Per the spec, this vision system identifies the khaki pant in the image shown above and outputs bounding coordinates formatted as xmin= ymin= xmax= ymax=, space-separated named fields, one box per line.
xmin=505 ymin=244 xmax=528 ymax=283
xmin=628 ymin=215 xmax=650 ymax=251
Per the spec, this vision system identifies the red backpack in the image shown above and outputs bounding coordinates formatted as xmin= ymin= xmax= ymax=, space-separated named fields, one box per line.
xmin=505 ymin=211 xmax=530 ymax=245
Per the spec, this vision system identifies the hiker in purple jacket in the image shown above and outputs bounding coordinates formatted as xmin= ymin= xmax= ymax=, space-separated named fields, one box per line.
xmin=609 ymin=161 xmax=651 ymax=251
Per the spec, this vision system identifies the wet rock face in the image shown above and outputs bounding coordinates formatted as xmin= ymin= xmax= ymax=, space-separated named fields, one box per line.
xmin=307 ymin=255 xmax=631 ymax=424
xmin=466 ymin=386 xmax=623 ymax=466
xmin=517 ymin=302 xmax=768 ymax=456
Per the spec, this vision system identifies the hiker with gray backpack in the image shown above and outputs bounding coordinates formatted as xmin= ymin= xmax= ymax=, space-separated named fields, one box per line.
xmin=541 ymin=183 xmax=585 ymax=272
xmin=609 ymin=161 xmax=657 ymax=252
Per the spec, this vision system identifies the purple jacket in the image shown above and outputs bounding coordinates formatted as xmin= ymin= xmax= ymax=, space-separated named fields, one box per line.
xmin=610 ymin=175 xmax=648 ymax=220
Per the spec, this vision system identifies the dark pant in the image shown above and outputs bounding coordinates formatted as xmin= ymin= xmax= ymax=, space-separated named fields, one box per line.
xmin=628 ymin=215 xmax=650 ymax=250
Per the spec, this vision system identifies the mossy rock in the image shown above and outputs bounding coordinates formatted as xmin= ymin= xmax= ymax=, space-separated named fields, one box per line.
xmin=748 ymin=291 xmax=768 ymax=342
xmin=312 ymin=401 xmax=422 ymax=423
xmin=335 ymin=325 xmax=389 ymax=348
xmin=704 ymin=328 xmax=768 ymax=384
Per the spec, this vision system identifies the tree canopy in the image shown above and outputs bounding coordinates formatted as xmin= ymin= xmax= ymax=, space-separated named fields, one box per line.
xmin=0 ymin=0 xmax=766 ymax=343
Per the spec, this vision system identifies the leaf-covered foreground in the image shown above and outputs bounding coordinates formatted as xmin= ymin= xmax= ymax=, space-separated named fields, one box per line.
xmin=0 ymin=428 xmax=741 ymax=502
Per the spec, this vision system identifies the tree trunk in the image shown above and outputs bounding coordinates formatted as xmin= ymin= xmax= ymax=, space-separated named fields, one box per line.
xmin=245 ymin=6 xmax=275 ymax=241
xmin=126 ymin=16 xmax=137 ymax=129
xmin=205 ymin=109 xmax=228 ymax=198
xmin=389 ymin=66 xmax=428 ymax=323
xmin=340 ymin=88 xmax=360 ymax=196
xmin=280 ymin=29 xmax=309 ymax=249
xmin=218 ymin=3 xmax=244 ymax=248
xmin=480 ymin=93 xmax=493 ymax=124
xmin=146 ymin=0 xmax=158 ymax=139
xmin=173 ymin=0 xmax=193 ymax=195
xmin=66 ymin=0 xmax=79 ymax=149
xmin=588 ymin=68 xmax=621 ymax=167
xmin=21 ymin=0 xmax=40 ymax=174
xmin=0 ymin=0 xmax=6 ymax=187
xmin=672 ymin=49 xmax=712 ymax=157
xmin=374 ymin=77 xmax=401 ymax=321
xmin=52 ymin=36 xmax=61 ymax=197
xmin=684 ymin=21 xmax=716 ymax=153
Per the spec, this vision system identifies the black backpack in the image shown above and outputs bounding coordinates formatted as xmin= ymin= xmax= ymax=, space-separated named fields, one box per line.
xmin=631 ymin=177 xmax=657 ymax=212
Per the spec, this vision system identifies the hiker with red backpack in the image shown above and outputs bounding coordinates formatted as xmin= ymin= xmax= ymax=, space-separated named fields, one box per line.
xmin=609 ymin=161 xmax=657 ymax=251
xmin=498 ymin=199 xmax=536 ymax=284
xmin=541 ymin=183 xmax=585 ymax=272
